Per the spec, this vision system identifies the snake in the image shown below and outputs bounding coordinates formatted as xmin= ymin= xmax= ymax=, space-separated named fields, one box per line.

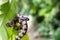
xmin=6 ymin=15 xmax=29 ymax=40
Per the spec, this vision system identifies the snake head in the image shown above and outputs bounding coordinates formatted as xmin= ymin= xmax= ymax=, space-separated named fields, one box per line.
xmin=19 ymin=16 xmax=29 ymax=21
xmin=6 ymin=16 xmax=29 ymax=27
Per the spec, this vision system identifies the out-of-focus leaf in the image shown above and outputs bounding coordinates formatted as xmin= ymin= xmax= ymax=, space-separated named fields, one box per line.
xmin=45 ymin=6 xmax=52 ymax=13
xmin=0 ymin=14 xmax=8 ymax=40
xmin=38 ymin=8 xmax=47 ymax=16
xmin=51 ymin=0 xmax=60 ymax=6
xmin=38 ymin=6 xmax=52 ymax=16
xmin=54 ymin=28 xmax=60 ymax=40
xmin=31 ymin=9 xmax=37 ymax=16
xmin=1 ymin=2 xmax=10 ymax=14
xmin=0 ymin=0 xmax=8 ymax=5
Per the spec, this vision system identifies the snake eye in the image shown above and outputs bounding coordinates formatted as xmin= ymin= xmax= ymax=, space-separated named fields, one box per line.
xmin=24 ymin=17 xmax=29 ymax=21
xmin=20 ymin=16 xmax=29 ymax=21
xmin=25 ymin=18 xmax=29 ymax=21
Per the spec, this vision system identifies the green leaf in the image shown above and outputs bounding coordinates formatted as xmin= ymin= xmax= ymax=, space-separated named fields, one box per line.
xmin=1 ymin=2 xmax=10 ymax=14
xmin=38 ymin=6 xmax=52 ymax=16
xmin=0 ymin=14 xmax=8 ymax=40
xmin=0 ymin=0 xmax=29 ymax=40
xmin=0 ymin=0 xmax=18 ymax=40
xmin=0 ymin=0 xmax=8 ymax=5
xmin=21 ymin=33 xmax=29 ymax=40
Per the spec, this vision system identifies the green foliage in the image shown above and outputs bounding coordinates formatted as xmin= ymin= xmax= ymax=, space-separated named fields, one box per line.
xmin=55 ymin=11 xmax=60 ymax=21
xmin=1 ymin=2 xmax=10 ymax=14
xmin=38 ymin=7 xmax=59 ymax=38
xmin=54 ymin=28 xmax=60 ymax=40
xmin=0 ymin=0 xmax=18 ymax=40
xmin=0 ymin=0 xmax=29 ymax=40
xmin=38 ymin=21 xmax=52 ymax=38
xmin=0 ymin=0 xmax=60 ymax=40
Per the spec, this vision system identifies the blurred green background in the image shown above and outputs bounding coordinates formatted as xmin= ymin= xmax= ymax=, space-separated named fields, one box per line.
xmin=0 ymin=0 xmax=60 ymax=40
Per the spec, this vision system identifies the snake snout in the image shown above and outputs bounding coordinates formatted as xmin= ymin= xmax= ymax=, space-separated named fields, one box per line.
xmin=26 ymin=18 xmax=29 ymax=21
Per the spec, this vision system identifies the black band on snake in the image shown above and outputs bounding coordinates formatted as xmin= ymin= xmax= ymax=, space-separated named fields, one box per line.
xmin=6 ymin=15 xmax=29 ymax=40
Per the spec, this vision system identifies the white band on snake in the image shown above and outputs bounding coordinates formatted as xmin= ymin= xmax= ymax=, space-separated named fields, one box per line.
xmin=6 ymin=15 xmax=29 ymax=40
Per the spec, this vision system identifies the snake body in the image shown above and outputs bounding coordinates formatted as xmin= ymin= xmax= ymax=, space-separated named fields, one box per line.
xmin=6 ymin=15 xmax=29 ymax=40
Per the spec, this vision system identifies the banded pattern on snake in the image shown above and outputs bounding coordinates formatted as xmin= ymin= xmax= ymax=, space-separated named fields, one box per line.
xmin=6 ymin=15 xmax=29 ymax=40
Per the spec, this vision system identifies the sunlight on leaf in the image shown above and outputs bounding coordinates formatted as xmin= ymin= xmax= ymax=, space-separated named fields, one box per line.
xmin=0 ymin=0 xmax=18 ymax=40
xmin=21 ymin=33 xmax=29 ymax=40
xmin=0 ymin=0 xmax=8 ymax=5
xmin=0 ymin=0 xmax=29 ymax=40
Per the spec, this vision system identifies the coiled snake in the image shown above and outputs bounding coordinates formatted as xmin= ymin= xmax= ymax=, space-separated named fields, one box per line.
xmin=6 ymin=15 xmax=29 ymax=40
